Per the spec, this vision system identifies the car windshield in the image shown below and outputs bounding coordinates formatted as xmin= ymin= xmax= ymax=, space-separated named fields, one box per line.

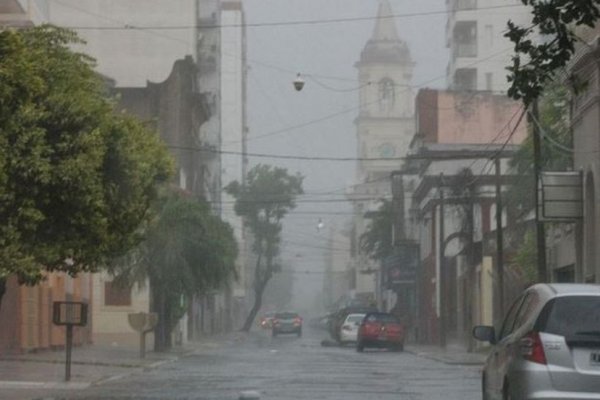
xmin=275 ymin=313 xmax=299 ymax=320
xmin=365 ymin=314 xmax=400 ymax=324
xmin=2 ymin=1 xmax=582 ymax=400
xmin=346 ymin=314 xmax=365 ymax=323
xmin=538 ymin=296 xmax=600 ymax=337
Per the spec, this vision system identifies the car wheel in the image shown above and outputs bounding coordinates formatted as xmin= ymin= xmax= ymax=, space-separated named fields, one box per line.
xmin=397 ymin=343 xmax=404 ymax=352
xmin=356 ymin=341 xmax=364 ymax=352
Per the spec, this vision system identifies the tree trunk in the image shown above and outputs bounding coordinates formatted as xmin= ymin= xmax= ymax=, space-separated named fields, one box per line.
xmin=241 ymin=281 xmax=266 ymax=332
xmin=0 ymin=277 xmax=6 ymax=311
xmin=153 ymin=286 xmax=171 ymax=352
xmin=241 ymin=244 xmax=266 ymax=332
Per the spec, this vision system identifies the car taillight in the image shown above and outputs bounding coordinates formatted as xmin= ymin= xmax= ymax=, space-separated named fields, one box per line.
xmin=520 ymin=331 xmax=547 ymax=365
xmin=294 ymin=317 xmax=302 ymax=324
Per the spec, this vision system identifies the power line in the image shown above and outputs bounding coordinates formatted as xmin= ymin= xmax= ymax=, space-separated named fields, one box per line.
xmin=56 ymin=5 xmax=522 ymax=31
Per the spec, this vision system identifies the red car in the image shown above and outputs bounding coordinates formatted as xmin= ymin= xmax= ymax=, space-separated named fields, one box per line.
xmin=356 ymin=312 xmax=404 ymax=352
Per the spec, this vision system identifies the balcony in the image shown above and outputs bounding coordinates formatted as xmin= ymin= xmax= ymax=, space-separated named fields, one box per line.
xmin=453 ymin=0 xmax=476 ymax=11
xmin=453 ymin=68 xmax=477 ymax=91
xmin=454 ymin=42 xmax=477 ymax=58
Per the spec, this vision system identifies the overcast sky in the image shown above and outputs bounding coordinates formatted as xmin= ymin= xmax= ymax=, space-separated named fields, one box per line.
xmin=239 ymin=0 xmax=448 ymax=310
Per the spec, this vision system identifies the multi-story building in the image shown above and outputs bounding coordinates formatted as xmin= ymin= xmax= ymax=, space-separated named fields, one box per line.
xmin=446 ymin=0 xmax=530 ymax=92
xmin=219 ymin=0 xmax=248 ymax=331
xmin=349 ymin=0 xmax=415 ymax=306
xmin=46 ymin=0 xmax=248 ymax=343
xmin=0 ymin=0 xmax=48 ymax=27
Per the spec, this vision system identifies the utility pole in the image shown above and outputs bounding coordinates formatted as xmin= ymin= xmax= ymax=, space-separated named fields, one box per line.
xmin=532 ymin=100 xmax=548 ymax=282
xmin=494 ymin=156 xmax=505 ymax=318
xmin=438 ymin=175 xmax=446 ymax=348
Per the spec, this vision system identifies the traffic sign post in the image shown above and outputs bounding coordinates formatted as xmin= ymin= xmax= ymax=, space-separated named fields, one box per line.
xmin=52 ymin=301 xmax=88 ymax=382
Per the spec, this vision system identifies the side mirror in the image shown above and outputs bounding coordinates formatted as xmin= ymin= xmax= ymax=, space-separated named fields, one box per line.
xmin=472 ymin=325 xmax=496 ymax=344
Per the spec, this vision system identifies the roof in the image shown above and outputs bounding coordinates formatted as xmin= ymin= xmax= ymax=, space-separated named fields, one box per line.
xmin=531 ymin=283 xmax=600 ymax=296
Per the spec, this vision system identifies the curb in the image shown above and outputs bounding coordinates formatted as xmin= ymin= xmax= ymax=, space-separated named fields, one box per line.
xmin=0 ymin=348 xmax=197 ymax=390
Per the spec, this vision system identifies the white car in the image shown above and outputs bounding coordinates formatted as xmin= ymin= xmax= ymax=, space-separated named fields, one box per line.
xmin=339 ymin=313 xmax=366 ymax=343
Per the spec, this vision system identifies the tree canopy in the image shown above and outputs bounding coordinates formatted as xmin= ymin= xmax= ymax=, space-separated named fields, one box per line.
xmin=0 ymin=26 xmax=173 ymax=286
xmin=359 ymin=200 xmax=394 ymax=262
xmin=225 ymin=164 xmax=303 ymax=331
xmin=110 ymin=190 xmax=238 ymax=350
xmin=506 ymin=0 xmax=600 ymax=105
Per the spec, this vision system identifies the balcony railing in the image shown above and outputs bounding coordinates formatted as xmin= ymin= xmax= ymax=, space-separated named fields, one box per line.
xmin=454 ymin=0 xmax=476 ymax=11
xmin=454 ymin=42 xmax=477 ymax=58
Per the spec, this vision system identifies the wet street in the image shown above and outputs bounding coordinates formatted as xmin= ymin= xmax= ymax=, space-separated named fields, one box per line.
xmin=25 ymin=328 xmax=481 ymax=400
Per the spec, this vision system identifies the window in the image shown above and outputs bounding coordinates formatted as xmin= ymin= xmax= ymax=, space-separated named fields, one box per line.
xmin=485 ymin=73 xmax=493 ymax=91
xmin=378 ymin=78 xmax=395 ymax=112
xmin=499 ymin=295 xmax=525 ymax=339
xmin=484 ymin=24 xmax=493 ymax=47
xmin=104 ymin=281 xmax=132 ymax=306
xmin=513 ymin=293 xmax=539 ymax=331
xmin=537 ymin=296 xmax=600 ymax=337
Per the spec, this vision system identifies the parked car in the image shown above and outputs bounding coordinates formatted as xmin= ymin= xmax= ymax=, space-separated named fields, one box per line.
xmin=473 ymin=283 xmax=600 ymax=400
xmin=259 ymin=312 xmax=275 ymax=330
xmin=356 ymin=312 xmax=404 ymax=352
xmin=339 ymin=313 xmax=366 ymax=344
xmin=272 ymin=312 xmax=302 ymax=337
xmin=328 ymin=305 xmax=378 ymax=343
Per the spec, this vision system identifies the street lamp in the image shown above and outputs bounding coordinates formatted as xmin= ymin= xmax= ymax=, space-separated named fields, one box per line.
xmin=293 ymin=73 xmax=305 ymax=92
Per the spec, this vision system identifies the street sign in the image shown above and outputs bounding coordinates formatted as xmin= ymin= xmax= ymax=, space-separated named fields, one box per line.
xmin=383 ymin=242 xmax=419 ymax=288
xmin=538 ymin=171 xmax=583 ymax=221
xmin=52 ymin=301 xmax=88 ymax=381
xmin=52 ymin=301 xmax=88 ymax=326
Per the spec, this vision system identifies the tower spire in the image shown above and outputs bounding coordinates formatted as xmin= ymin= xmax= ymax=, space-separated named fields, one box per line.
xmin=372 ymin=0 xmax=400 ymax=42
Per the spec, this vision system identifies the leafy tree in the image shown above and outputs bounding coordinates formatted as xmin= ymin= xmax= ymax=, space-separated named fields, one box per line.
xmin=225 ymin=164 xmax=303 ymax=332
xmin=111 ymin=190 xmax=238 ymax=351
xmin=0 ymin=26 xmax=172 ymax=306
xmin=506 ymin=81 xmax=572 ymax=218
xmin=359 ymin=200 xmax=394 ymax=262
xmin=506 ymin=0 xmax=600 ymax=105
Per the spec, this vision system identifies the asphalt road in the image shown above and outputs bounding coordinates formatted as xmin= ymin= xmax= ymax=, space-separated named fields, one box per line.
xmin=10 ymin=328 xmax=481 ymax=400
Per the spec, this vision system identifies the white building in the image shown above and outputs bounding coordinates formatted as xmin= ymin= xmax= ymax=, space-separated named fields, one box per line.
xmin=446 ymin=0 xmax=531 ymax=92
xmin=219 ymin=0 xmax=248 ymax=329
xmin=0 ymin=0 xmax=48 ymax=26
xmin=349 ymin=0 xmax=415 ymax=305
xmin=47 ymin=0 xmax=247 ymax=342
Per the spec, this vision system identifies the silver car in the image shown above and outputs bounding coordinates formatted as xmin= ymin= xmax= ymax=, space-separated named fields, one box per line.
xmin=473 ymin=283 xmax=600 ymax=400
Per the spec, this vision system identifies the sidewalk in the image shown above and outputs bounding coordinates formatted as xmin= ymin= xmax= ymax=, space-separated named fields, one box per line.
xmin=406 ymin=342 xmax=489 ymax=366
xmin=0 ymin=341 xmax=197 ymax=390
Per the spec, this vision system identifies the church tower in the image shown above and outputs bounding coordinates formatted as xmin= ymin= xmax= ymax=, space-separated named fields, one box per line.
xmin=350 ymin=0 xmax=415 ymax=302
xmin=355 ymin=0 xmax=415 ymax=185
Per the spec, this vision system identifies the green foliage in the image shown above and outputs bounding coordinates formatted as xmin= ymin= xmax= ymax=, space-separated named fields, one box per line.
xmin=506 ymin=81 xmax=572 ymax=217
xmin=506 ymin=0 xmax=600 ymax=105
xmin=510 ymin=229 xmax=538 ymax=283
xmin=112 ymin=190 xmax=238 ymax=295
xmin=225 ymin=164 xmax=303 ymax=331
xmin=110 ymin=190 xmax=238 ymax=350
xmin=359 ymin=200 xmax=393 ymax=262
xmin=0 ymin=26 xmax=173 ymax=285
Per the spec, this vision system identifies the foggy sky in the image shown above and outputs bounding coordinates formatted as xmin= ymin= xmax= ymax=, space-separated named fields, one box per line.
xmin=240 ymin=0 xmax=448 ymax=310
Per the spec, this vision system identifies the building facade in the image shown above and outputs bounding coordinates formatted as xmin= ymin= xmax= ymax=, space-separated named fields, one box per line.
xmin=446 ymin=0 xmax=530 ymax=92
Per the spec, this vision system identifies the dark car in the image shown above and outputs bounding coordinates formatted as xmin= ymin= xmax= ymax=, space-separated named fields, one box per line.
xmin=356 ymin=312 xmax=404 ymax=352
xmin=272 ymin=312 xmax=303 ymax=337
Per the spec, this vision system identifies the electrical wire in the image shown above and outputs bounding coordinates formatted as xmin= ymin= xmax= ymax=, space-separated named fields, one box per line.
xmin=55 ymin=4 xmax=523 ymax=31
